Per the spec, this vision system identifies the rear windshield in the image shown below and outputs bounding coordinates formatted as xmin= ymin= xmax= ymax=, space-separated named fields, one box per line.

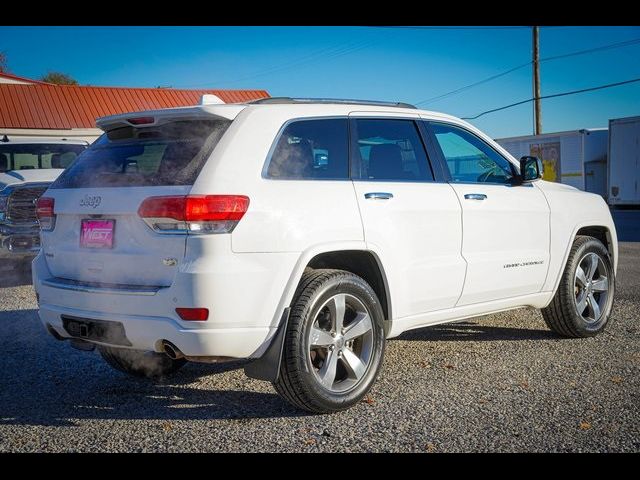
xmin=50 ymin=119 xmax=230 ymax=189
xmin=0 ymin=143 xmax=87 ymax=172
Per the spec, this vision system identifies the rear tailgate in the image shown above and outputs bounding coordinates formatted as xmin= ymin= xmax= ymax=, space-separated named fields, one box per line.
xmin=41 ymin=186 xmax=189 ymax=286
xmin=39 ymin=115 xmax=234 ymax=287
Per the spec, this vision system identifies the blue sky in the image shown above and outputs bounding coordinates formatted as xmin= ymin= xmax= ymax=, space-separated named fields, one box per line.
xmin=1 ymin=26 xmax=639 ymax=138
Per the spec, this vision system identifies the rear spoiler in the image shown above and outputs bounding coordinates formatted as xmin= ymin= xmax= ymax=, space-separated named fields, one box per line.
xmin=96 ymin=105 xmax=246 ymax=132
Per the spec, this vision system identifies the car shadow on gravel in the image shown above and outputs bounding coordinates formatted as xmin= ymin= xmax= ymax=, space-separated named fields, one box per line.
xmin=397 ymin=321 xmax=560 ymax=342
xmin=0 ymin=308 xmax=309 ymax=426
xmin=0 ymin=361 xmax=309 ymax=427
xmin=0 ymin=261 xmax=32 ymax=288
xmin=0 ymin=311 xmax=561 ymax=428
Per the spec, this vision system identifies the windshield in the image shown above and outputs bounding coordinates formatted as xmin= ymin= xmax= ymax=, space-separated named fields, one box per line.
xmin=0 ymin=143 xmax=87 ymax=172
xmin=50 ymin=119 xmax=230 ymax=189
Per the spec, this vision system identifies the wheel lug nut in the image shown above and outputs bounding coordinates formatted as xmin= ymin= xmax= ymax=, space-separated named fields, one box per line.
xmin=329 ymin=345 xmax=334 ymax=351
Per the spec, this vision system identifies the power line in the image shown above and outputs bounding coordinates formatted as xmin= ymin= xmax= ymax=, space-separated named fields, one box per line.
xmin=173 ymin=39 xmax=367 ymax=88
xmin=366 ymin=26 xmax=534 ymax=30
xmin=175 ymin=30 xmax=640 ymax=92
xmin=460 ymin=77 xmax=640 ymax=120
xmin=175 ymin=33 xmax=391 ymax=89
xmin=417 ymin=62 xmax=532 ymax=105
xmin=216 ymin=39 xmax=375 ymax=85
xmin=415 ymin=36 xmax=640 ymax=106
xmin=541 ymin=37 xmax=640 ymax=61
xmin=175 ymin=40 xmax=363 ymax=88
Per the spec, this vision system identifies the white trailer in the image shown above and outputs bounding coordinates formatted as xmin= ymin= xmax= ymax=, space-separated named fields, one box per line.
xmin=608 ymin=116 xmax=640 ymax=207
xmin=495 ymin=128 xmax=608 ymax=196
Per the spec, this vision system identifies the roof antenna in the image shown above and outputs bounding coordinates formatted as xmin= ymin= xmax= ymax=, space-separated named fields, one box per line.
xmin=1 ymin=135 xmax=8 ymax=142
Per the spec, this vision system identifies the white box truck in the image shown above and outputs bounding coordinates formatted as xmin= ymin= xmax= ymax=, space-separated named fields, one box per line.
xmin=496 ymin=128 xmax=608 ymax=196
xmin=608 ymin=116 xmax=640 ymax=207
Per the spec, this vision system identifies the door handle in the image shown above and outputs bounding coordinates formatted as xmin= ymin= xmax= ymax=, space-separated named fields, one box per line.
xmin=364 ymin=192 xmax=394 ymax=200
xmin=464 ymin=193 xmax=487 ymax=201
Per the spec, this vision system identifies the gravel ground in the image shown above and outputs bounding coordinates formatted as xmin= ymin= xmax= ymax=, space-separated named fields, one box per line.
xmin=0 ymin=244 xmax=638 ymax=452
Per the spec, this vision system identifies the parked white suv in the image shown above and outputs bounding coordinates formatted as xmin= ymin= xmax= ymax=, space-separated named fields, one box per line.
xmin=32 ymin=98 xmax=618 ymax=413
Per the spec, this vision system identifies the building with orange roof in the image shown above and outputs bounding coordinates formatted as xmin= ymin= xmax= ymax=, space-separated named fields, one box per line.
xmin=0 ymin=72 xmax=269 ymax=142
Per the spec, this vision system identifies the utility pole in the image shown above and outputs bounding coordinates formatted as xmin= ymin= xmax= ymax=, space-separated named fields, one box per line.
xmin=533 ymin=26 xmax=542 ymax=135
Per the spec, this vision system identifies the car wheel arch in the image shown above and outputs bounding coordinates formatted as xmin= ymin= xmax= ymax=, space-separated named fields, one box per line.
xmin=551 ymin=223 xmax=615 ymax=297
xmin=272 ymin=245 xmax=393 ymax=335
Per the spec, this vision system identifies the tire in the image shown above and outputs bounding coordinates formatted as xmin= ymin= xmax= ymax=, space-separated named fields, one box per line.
xmin=541 ymin=235 xmax=615 ymax=338
xmin=274 ymin=269 xmax=386 ymax=413
xmin=98 ymin=345 xmax=187 ymax=379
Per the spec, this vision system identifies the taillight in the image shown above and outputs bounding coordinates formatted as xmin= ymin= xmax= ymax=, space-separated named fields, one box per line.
xmin=36 ymin=197 xmax=56 ymax=231
xmin=127 ymin=116 xmax=155 ymax=125
xmin=138 ymin=195 xmax=249 ymax=234
xmin=175 ymin=308 xmax=209 ymax=321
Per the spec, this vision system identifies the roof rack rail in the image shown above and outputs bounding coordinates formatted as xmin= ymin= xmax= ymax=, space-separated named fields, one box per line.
xmin=248 ymin=97 xmax=417 ymax=109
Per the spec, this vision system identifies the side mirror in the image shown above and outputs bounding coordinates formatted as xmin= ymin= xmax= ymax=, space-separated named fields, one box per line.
xmin=519 ymin=156 xmax=543 ymax=183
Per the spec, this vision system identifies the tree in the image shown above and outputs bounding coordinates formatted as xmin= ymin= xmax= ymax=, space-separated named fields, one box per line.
xmin=0 ymin=51 xmax=9 ymax=73
xmin=40 ymin=71 xmax=78 ymax=85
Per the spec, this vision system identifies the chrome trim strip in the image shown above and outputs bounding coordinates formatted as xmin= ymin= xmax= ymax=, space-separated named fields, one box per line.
xmin=42 ymin=277 xmax=162 ymax=296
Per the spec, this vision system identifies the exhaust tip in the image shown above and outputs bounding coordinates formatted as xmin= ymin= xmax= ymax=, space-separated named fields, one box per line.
xmin=161 ymin=340 xmax=184 ymax=360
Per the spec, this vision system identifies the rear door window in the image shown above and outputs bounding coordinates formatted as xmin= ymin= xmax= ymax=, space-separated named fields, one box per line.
xmin=50 ymin=119 xmax=230 ymax=189
xmin=351 ymin=119 xmax=434 ymax=182
xmin=265 ymin=118 xmax=349 ymax=180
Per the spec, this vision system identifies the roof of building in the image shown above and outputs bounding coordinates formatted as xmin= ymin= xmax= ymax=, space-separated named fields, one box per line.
xmin=0 ymin=83 xmax=269 ymax=130
xmin=0 ymin=71 xmax=51 ymax=85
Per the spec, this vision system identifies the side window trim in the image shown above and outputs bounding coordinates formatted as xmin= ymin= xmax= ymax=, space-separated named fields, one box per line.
xmin=262 ymin=116 xmax=350 ymax=181
xmin=348 ymin=117 xmax=360 ymax=180
xmin=416 ymin=121 xmax=450 ymax=183
xmin=423 ymin=120 xmax=518 ymax=186
xmin=349 ymin=117 xmax=436 ymax=183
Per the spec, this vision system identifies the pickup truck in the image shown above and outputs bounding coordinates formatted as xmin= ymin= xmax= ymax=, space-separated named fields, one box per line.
xmin=0 ymin=136 xmax=88 ymax=265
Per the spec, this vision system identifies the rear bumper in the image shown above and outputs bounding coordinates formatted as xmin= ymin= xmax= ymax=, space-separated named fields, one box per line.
xmin=38 ymin=303 xmax=271 ymax=358
xmin=0 ymin=222 xmax=40 ymax=258
xmin=31 ymin=244 xmax=299 ymax=358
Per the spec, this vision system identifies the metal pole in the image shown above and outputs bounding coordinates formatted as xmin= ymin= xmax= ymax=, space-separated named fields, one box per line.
xmin=533 ymin=26 xmax=542 ymax=135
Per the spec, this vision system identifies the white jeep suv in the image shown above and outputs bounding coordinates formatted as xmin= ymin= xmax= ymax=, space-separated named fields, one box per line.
xmin=32 ymin=98 xmax=617 ymax=413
